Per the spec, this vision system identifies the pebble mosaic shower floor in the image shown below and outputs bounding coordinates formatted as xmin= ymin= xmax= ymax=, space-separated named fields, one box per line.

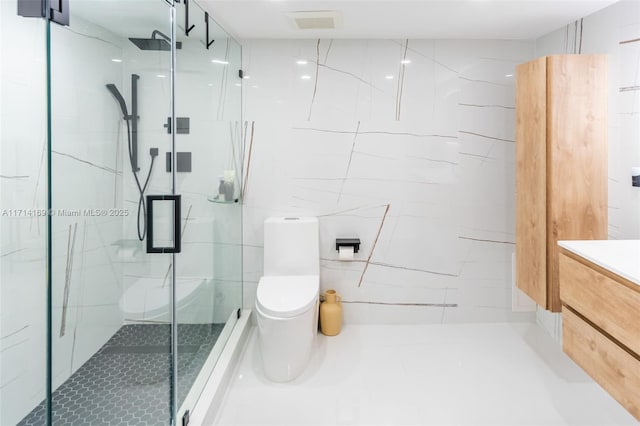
xmin=18 ymin=323 xmax=223 ymax=426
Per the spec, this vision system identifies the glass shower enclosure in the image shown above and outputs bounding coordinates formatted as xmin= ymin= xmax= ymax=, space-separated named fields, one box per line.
xmin=0 ymin=1 xmax=242 ymax=424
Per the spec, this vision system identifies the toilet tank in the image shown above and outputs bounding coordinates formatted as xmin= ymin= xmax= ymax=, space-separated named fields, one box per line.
xmin=264 ymin=217 xmax=319 ymax=276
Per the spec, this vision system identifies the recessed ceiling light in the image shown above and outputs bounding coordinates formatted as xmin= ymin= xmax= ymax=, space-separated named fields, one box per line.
xmin=401 ymin=59 xmax=411 ymax=64
xmin=385 ymin=75 xmax=394 ymax=80
xmin=111 ymin=58 xmax=122 ymax=63
xmin=505 ymin=74 xmax=513 ymax=77
xmin=243 ymin=75 xmax=251 ymax=79
xmin=296 ymin=59 xmax=308 ymax=65
xmin=211 ymin=59 xmax=229 ymax=65
xmin=156 ymin=74 xmax=166 ymax=78
xmin=301 ymin=75 xmax=312 ymax=80
xmin=234 ymin=83 xmax=241 ymax=87
xmin=207 ymin=83 xmax=213 ymax=87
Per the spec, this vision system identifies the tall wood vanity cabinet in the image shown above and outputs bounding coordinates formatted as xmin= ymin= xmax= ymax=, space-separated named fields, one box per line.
xmin=515 ymin=54 xmax=608 ymax=312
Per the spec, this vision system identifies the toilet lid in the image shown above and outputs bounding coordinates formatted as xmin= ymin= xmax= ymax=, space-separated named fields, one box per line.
xmin=256 ymin=275 xmax=319 ymax=318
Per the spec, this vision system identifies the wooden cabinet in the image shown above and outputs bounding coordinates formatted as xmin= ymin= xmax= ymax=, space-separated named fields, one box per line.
xmin=559 ymin=248 xmax=640 ymax=421
xmin=515 ymin=54 xmax=608 ymax=312
xmin=560 ymin=253 xmax=640 ymax=354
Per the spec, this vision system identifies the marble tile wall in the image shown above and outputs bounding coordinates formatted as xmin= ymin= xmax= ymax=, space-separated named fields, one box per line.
xmin=241 ymin=39 xmax=537 ymax=324
xmin=534 ymin=0 xmax=640 ymax=340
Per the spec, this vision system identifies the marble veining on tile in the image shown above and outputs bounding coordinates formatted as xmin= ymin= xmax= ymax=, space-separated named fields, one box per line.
xmin=395 ymin=39 xmax=409 ymax=121
xmin=52 ymin=150 xmax=122 ymax=175
xmin=0 ymin=174 xmax=30 ymax=179
xmin=59 ymin=223 xmax=78 ymax=338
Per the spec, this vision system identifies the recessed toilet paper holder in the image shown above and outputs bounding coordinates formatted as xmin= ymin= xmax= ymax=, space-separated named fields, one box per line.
xmin=336 ymin=238 xmax=360 ymax=254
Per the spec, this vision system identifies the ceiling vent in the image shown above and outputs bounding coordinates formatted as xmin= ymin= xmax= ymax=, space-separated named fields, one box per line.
xmin=287 ymin=11 xmax=342 ymax=30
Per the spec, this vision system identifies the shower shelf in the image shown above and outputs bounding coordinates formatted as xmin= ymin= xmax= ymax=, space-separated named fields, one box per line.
xmin=207 ymin=196 xmax=240 ymax=204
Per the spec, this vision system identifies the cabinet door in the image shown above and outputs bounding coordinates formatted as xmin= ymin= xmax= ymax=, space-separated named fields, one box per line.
xmin=547 ymin=55 xmax=608 ymax=312
xmin=516 ymin=57 xmax=548 ymax=308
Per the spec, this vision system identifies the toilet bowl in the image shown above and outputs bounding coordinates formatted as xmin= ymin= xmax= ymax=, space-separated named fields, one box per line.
xmin=255 ymin=217 xmax=320 ymax=382
xmin=120 ymin=276 xmax=206 ymax=321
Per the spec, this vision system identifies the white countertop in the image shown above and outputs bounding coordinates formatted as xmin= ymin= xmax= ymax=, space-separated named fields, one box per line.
xmin=558 ymin=240 xmax=640 ymax=286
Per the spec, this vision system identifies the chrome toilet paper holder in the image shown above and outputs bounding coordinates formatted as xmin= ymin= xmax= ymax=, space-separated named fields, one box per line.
xmin=336 ymin=238 xmax=360 ymax=253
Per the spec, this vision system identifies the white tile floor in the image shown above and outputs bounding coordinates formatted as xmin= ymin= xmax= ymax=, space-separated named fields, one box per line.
xmin=214 ymin=322 xmax=637 ymax=425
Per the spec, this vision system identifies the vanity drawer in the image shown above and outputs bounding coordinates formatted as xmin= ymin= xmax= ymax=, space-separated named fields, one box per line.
xmin=563 ymin=308 xmax=640 ymax=420
xmin=559 ymin=252 xmax=640 ymax=355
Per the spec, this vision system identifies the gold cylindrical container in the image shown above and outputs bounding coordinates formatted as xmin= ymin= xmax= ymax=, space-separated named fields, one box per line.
xmin=320 ymin=290 xmax=342 ymax=336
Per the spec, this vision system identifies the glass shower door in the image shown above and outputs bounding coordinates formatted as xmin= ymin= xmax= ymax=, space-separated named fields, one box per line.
xmin=34 ymin=1 xmax=176 ymax=425
xmin=174 ymin=1 xmax=243 ymax=418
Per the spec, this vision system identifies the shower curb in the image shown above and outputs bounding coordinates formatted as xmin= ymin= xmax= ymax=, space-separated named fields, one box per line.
xmin=188 ymin=309 xmax=253 ymax=425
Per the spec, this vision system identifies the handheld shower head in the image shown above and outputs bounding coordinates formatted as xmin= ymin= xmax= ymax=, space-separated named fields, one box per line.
xmin=106 ymin=84 xmax=128 ymax=118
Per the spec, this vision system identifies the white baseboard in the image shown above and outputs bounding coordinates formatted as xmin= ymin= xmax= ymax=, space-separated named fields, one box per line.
xmin=512 ymin=252 xmax=537 ymax=312
xmin=536 ymin=307 xmax=563 ymax=344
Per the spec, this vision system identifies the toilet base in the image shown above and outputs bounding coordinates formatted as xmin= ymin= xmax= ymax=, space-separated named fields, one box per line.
xmin=255 ymin=299 xmax=318 ymax=382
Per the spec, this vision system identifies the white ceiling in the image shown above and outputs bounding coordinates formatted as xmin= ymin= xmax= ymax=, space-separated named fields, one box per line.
xmin=199 ymin=0 xmax=618 ymax=40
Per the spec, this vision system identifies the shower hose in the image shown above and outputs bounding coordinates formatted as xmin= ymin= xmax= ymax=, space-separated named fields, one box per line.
xmin=125 ymin=120 xmax=155 ymax=241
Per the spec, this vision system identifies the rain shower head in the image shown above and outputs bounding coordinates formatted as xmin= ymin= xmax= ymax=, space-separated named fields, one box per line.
xmin=129 ymin=38 xmax=171 ymax=51
xmin=129 ymin=30 xmax=182 ymax=51
xmin=106 ymin=83 xmax=128 ymax=118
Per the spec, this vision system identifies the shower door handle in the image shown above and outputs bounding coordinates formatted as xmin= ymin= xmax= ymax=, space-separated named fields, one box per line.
xmin=146 ymin=194 xmax=182 ymax=254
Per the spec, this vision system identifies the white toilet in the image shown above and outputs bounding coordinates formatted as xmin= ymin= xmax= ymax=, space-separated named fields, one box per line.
xmin=255 ymin=217 xmax=320 ymax=382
